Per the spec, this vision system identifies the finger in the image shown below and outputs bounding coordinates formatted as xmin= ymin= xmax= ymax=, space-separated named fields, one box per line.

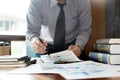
xmin=36 ymin=39 xmax=44 ymax=47
xmin=37 ymin=39 xmax=48 ymax=53
xmin=68 ymin=45 xmax=78 ymax=52
xmin=36 ymin=48 xmax=46 ymax=54
xmin=68 ymin=45 xmax=74 ymax=50
xmin=42 ymin=40 xmax=48 ymax=47
xmin=68 ymin=45 xmax=77 ymax=55
xmin=33 ymin=39 xmax=47 ymax=54
xmin=38 ymin=39 xmax=48 ymax=50
xmin=68 ymin=45 xmax=81 ymax=57
xmin=34 ymin=45 xmax=46 ymax=54
xmin=36 ymin=38 xmax=47 ymax=50
xmin=36 ymin=38 xmax=42 ymax=45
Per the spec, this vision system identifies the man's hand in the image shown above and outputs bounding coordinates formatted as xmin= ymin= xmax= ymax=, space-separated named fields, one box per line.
xmin=32 ymin=38 xmax=47 ymax=54
xmin=68 ymin=45 xmax=81 ymax=57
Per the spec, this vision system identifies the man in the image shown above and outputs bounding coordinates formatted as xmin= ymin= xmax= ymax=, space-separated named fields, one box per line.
xmin=26 ymin=0 xmax=91 ymax=60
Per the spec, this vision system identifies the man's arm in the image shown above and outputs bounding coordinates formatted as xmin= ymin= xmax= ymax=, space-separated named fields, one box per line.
xmin=26 ymin=0 xmax=48 ymax=54
xmin=75 ymin=0 xmax=92 ymax=50
xmin=68 ymin=0 xmax=91 ymax=57
xmin=26 ymin=0 xmax=42 ymax=43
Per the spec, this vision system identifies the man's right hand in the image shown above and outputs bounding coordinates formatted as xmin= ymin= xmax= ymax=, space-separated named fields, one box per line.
xmin=32 ymin=38 xmax=47 ymax=54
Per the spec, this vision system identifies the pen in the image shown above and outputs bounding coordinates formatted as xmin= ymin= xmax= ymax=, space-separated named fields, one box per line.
xmin=26 ymin=59 xmax=37 ymax=66
xmin=39 ymin=38 xmax=48 ymax=52
xmin=18 ymin=56 xmax=31 ymax=62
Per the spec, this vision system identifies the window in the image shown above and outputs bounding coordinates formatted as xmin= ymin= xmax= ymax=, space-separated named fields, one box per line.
xmin=11 ymin=41 xmax=26 ymax=56
xmin=0 ymin=0 xmax=30 ymax=35
xmin=0 ymin=0 xmax=30 ymax=56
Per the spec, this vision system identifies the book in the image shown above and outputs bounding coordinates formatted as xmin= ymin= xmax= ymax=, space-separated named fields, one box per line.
xmin=40 ymin=50 xmax=82 ymax=64
xmin=89 ymin=52 xmax=120 ymax=64
xmin=93 ymin=43 xmax=120 ymax=54
xmin=0 ymin=56 xmax=37 ymax=70
xmin=0 ymin=59 xmax=36 ymax=70
xmin=0 ymin=56 xmax=31 ymax=62
xmin=0 ymin=61 xmax=24 ymax=65
xmin=0 ymin=58 xmax=19 ymax=62
xmin=0 ymin=62 xmax=26 ymax=68
xmin=96 ymin=38 xmax=120 ymax=44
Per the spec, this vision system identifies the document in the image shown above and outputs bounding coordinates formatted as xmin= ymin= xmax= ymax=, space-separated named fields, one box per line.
xmin=1 ymin=57 xmax=119 ymax=80
xmin=7 ymin=60 xmax=120 ymax=80
xmin=40 ymin=50 xmax=82 ymax=63
xmin=0 ymin=56 xmax=120 ymax=80
xmin=55 ymin=61 xmax=120 ymax=79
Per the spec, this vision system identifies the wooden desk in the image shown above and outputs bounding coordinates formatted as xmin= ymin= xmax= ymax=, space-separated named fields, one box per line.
xmin=1 ymin=73 xmax=120 ymax=80
xmin=83 ymin=77 xmax=120 ymax=80
xmin=0 ymin=73 xmax=65 ymax=80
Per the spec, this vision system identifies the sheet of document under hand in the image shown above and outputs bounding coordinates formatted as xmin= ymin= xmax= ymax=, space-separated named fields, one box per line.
xmin=41 ymin=50 xmax=82 ymax=63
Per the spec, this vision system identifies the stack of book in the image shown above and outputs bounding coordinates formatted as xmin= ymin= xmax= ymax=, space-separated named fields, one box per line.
xmin=0 ymin=56 xmax=36 ymax=70
xmin=89 ymin=38 xmax=120 ymax=65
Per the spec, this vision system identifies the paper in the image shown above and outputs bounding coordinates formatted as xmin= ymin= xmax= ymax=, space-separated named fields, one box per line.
xmin=55 ymin=61 xmax=120 ymax=79
xmin=40 ymin=55 xmax=54 ymax=63
xmin=0 ymin=58 xmax=120 ymax=80
xmin=39 ymin=58 xmax=56 ymax=70
xmin=41 ymin=50 xmax=81 ymax=63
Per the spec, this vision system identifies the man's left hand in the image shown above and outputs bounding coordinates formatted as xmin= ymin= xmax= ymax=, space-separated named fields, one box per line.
xmin=68 ymin=45 xmax=81 ymax=57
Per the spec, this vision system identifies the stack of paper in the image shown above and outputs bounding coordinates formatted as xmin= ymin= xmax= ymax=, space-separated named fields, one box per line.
xmin=0 ymin=56 xmax=36 ymax=70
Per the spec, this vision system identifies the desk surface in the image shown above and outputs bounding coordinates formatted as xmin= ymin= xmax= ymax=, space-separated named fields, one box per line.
xmin=0 ymin=73 xmax=120 ymax=80
xmin=0 ymin=58 xmax=119 ymax=80
xmin=0 ymin=73 xmax=65 ymax=80
xmin=84 ymin=77 xmax=120 ymax=80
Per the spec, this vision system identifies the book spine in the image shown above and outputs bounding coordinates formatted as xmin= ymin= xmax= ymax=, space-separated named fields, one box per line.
xmin=96 ymin=39 xmax=110 ymax=44
xmin=93 ymin=43 xmax=111 ymax=53
xmin=89 ymin=52 xmax=110 ymax=64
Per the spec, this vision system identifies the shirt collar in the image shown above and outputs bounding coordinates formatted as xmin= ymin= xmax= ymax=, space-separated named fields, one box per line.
xmin=50 ymin=0 xmax=58 ymax=8
xmin=50 ymin=0 xmax=72 ymax=8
